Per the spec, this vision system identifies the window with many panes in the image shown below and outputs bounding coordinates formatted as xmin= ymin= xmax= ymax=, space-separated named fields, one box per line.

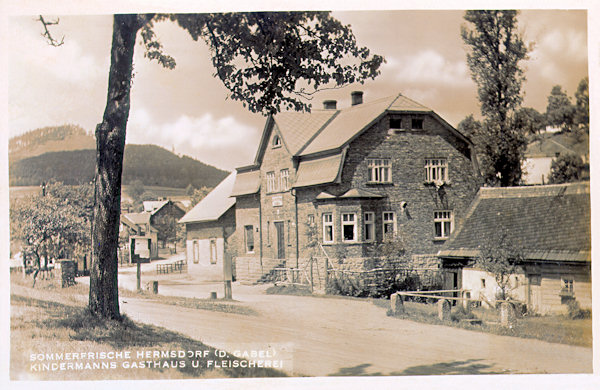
xmin=244 ymin=225 xmax=255 ymax=253
xmin=341 ymin=213 xmax=357 ymax=242
xmin=322 ymin=213 xmax=334 ymax=243
xmin=367 ymin=159 xmax=392 ymax=183
xmin=383 ymin=211 xmax=396 ymax=238
xmin=364 ymin=212 xmax=375 ymax=242
xmin=280 ymin=169 xmax=290 ymax=191
xmin=425 ymin=158 xmax=448 ymax=183
xmin=433 ymin=211 xmax=453 ymax=239
xmin=266 ymin=171 xmax=276 ymax=193
xmin=562 ymin=278 xmax=574 ymax=294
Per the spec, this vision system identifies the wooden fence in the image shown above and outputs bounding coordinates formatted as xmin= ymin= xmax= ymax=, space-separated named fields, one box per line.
xmin=156 ymin=260 xmax=187 ymax=274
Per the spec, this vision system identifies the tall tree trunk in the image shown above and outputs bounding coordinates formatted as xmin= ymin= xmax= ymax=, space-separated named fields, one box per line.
xmin=89 ymin=15 xmax=142 ymax=319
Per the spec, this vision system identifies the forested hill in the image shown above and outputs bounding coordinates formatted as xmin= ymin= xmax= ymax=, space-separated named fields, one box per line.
xmin=9 ymin=124 xmax=95 ymax=161
xmin=9 ymin=144 xmax=229 ymax=188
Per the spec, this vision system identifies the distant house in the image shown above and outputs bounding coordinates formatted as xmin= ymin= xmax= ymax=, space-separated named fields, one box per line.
xmin=179 ymin=173 xmax=237 ymax=281
xmin=143 ymin=199 xmax=186 ymax=247
xmin=120 ymin=212 xmax=159 ymax=260
xmin=230 ymin=91 xmax=481 ymax=283
xmin=438 ymin=182 xmax=591 ymax=314
xmin=522 ymin=133 xmax=589 ymax=185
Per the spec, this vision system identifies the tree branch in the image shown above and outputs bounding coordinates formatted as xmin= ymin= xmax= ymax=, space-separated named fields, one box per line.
xmin=38 ymin=15 xmax=64 ymax=47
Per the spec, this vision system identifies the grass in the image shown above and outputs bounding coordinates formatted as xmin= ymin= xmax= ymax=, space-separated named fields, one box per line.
xmin=374 ymin=298 xmax=592 ymax=347
xmin=266 ymin=284 xmax=313 ymax=296
xmin=10 ymin=279 xmax=286 ymax=380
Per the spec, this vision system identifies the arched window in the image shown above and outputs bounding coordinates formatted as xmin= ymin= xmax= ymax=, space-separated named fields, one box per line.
xmin=272 ymin=135 xmax=281 ymax=148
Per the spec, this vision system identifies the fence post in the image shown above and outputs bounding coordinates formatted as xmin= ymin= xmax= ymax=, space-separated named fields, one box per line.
xmin=310 ymin=258 xmax=314 ymax=293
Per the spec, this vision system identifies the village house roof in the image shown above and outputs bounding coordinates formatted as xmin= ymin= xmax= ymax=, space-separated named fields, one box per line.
xmin=179 ymin=172 xmax=236 ymax=224
xmin=438 ymin=182 xmax=591 ymax=262
xmin=143 ymin=200 xmax=170 ymax=215
xmin=232 ymin=92 xmax=474 ymax=193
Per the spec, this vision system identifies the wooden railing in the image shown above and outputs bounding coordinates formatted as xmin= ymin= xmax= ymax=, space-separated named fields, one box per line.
xmin=156 ymin=260 xmax=187 ymax=274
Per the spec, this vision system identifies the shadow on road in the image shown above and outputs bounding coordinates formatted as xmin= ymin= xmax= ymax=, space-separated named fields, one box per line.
xmin=328 ymin=359 xmax=502 ymax=376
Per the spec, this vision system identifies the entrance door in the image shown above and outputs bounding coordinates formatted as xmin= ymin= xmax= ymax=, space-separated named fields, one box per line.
xmin=274 ymin=222 xmax=285 ymax=260
xmin=528 ymin=274 xmax=542 ymax=313
xmin=443 ymin=269 xmax=460 ymax=305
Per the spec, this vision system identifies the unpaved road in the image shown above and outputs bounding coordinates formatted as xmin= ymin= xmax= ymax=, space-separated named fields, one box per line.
xmin=121 ymin=290 xmax=592 ymax=377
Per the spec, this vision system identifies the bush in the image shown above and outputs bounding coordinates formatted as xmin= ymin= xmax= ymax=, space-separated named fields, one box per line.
xmin=567 ymin=300 xmax=591 ymax=319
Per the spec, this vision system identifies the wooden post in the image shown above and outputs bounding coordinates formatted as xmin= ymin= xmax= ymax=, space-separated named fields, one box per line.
xmin=310 ymin=258 xmax=314 ymax=293
xmin=136 ymin=262 xmax=141 ymax=291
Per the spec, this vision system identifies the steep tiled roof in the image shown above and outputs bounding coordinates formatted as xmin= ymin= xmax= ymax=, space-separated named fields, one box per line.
xmin=123 ymin=212 xmax=151 ymax=226
xmin=274 ymin=110 xmax=337 ymax=155
xmin=143 ymin=200 xmax=169 ymax=214
xmin=293 ymin=153 xmax=344 ymax=188
xmin=231 ymin=169 xmax=261 ymax=196
xmin=300 ymin=95 xmax=405 ymax=155
xmin=439 ymin=182 xmax=590 ymax=262
xmin=179 ymin=173 xmax=236 ymax=223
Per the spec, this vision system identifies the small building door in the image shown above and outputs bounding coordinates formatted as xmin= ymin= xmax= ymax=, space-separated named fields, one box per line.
xmin=528 ymin=274 xmax=542 ymax=313
xmin=274 ymin=222 xmax=285 ymax=259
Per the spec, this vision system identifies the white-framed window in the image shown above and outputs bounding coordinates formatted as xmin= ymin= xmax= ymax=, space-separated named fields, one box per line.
xmin=433 ymin=210 xmax=453 ymax=239
xmin=367 ymin=158 xmax=392 ymax=183
xmin=280 ymin=169 xmax=290 ymax=191
xmin=425 ymin=158 xmax=448 ymax=183
xmin=382 ymin=211 xmax=396 ymax=238
xmin=266 ymin=171 xmax=277 ymax=193
xmin=341 ymin=213 xmax=357 ymax=242
xmin=244 ymin=225 xmax=255 ymax=253
xmin=272 ymin=134 xmax=281 ymax=148
xmin=209 ymin=238 xmax=217 ymax=264
xmin=322 ymin=213 xmax=334 ymax=243
xmin=562 ymin=278 xmax=574 ymax=294
xmin=364 ymin=212 xmax=375 ymax=242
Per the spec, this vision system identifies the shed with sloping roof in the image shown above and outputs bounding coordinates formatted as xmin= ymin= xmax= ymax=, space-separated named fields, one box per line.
xmin=438 ymin=182 xmax=591 ymax=314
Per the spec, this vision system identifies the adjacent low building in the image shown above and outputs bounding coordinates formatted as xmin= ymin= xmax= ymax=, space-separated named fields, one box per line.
xmin=179 ymin=173 xmax=237 ymax=281
xmin=438 ymin=182 xmax=591 ymax=314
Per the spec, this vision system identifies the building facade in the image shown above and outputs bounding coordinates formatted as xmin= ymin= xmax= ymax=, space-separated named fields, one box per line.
xmin=231 ymin=92 xmax=481 ymax=283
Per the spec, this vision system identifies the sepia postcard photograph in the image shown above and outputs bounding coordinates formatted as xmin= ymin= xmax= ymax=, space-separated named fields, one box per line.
xmin=1 ymin=1 xmax=598 ymax=389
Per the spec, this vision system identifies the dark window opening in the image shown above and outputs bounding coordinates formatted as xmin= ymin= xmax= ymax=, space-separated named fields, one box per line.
xmin=412 ymin=118 xmax=424 ymax=129
xmin=390 ymin=118 xmax=402 ymax=129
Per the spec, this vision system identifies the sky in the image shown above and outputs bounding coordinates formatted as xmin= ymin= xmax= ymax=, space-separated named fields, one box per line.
xmin=6 ymin=9 xmax=589 ymax=171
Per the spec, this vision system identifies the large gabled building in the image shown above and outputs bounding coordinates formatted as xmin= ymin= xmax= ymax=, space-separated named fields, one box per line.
xmin=230 ymin=91 xmax=482 ymax=283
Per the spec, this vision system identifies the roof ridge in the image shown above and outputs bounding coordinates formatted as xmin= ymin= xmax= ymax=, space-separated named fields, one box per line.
xmin=479 ymin=182 xmax=589 ymax=199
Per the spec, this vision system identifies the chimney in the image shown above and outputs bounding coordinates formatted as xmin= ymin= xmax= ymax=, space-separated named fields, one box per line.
xmin=323 ymin=100 xmax=337 ymax=110
xmin=351 ymin=91 xmax=363 ymax=106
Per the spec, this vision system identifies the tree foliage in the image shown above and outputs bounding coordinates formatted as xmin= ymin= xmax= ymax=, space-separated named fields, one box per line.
xmin=10 ymin=183 xmax=93 ymax=284
xmin=476 ymin=229 xmax=523 ymax=300
xmin=548 ymin=154 xmax=585 ymax=184
xmin=514 ymin=107 xmax=546 ymax=135
xmin=461 ymin=10 xmax=529 ymax=186
xmin=546 ymin=85 xmax=576 ymax=132
xmin=39 ymin=12 xmax=383 ymax=319
xmin=157 ymin=13 xmax=384 ymax=114
xmin=574 ymin=77 xmax=589 ymax=131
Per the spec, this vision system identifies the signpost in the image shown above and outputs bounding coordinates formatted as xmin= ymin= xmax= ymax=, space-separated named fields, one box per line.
xmin=130 ymin=236 xmax=151 ymax=291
